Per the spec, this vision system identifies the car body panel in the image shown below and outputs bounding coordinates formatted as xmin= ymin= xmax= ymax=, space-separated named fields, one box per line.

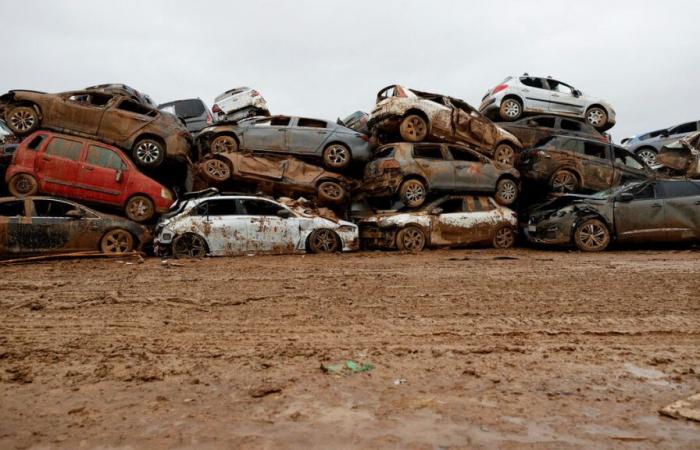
xmin=655 ymin=131 xmax=700 ymax=178
xmin=158 ymin=98 xmax=213 ymax=134
xmin=213 ymin=87 xmax=269 ymax=122
xmin=497 ymin=115 xmax=607 ymax=149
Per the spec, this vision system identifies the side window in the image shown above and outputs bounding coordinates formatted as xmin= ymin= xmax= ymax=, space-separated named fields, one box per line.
xmin=374 ymin=146 xmax=396 ymax=158
xmin=658 ymin=181 xmax=700 ymax=198
xmin=448 ymin=146 xmax=481 ymax=162
xmin=192 ymin=199 xmax=239 ymax=216
xmin=241 ymin=199 xmax=283 ymax=216
xmin=45 ymin=137 xmax=83 ymax=161
xmin=582 ymin=141 xmax=607 ymax=159
xmin=32 ymin=200 xmax=76 ymax=217
xmin=436 ymin=198 xmax=465 ymax=214
xmin=26 ymin=134 xmax=47 ymax=151
xmin=560 ymin=120 xmax=583 ymax=131
xmin=614 ymin=148 xmax=644 ymax=169
xmin=520 ymin=77 xmax=545 ymax=89
xmin=86 ymin=145 xmax=126 ymax=170
xmin=669 ymin=122 xmax=697 ymax=135
xmin=270 ymin=117 xmax=291 ymax=126
xmin=532 ymin=117 xmax=555 ymax=128
xmin=413 ymin=145 xmax=444 ymax=160
xmin=297 ymin=118 xmax=326 ymax=128
xmin=89 ymin=93 xmax=113 ymax=107
xmin=118 ymin=99 xmax=157 ymax=117
xmin=547 ymin=80 xmax=573 ymax=94
xmin=0 ymin=200 xmax=25 ymax=217
xmin=631 ymin=184 xmax=655 ymax=200
xmin=557 ymin=138 xmax=583 ymax=154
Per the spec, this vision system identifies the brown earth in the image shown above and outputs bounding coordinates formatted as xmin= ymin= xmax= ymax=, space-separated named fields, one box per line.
xmin=1 ymin=248 xmax=699 ymax=449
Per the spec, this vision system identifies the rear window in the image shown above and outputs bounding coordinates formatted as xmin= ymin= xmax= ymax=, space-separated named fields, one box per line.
xmin=33 ymin=200 xmax=76 ymax=217
xmin=45 ymin=137 xmax=82 ymax=161
xmin=0 ymin=200 xmax=24 ymax=217
xmin=175 ymin=99 xmax=206 ymax=119
xmin=560 ymin=119 xmax=583 ymax=131
xmin=532 ymin=117 xmax=555 ymax=128
xmin=118 ymin=99 xmax=157 ymax=117
xmin=297 ymin=118 xmax=326 ymax=128
xmin=413 ymin=145 xmax=444 ymax=160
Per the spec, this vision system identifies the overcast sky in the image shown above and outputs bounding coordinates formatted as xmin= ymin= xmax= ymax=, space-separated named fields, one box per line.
xmin=1 ymin=0 xmax=698 ymax=142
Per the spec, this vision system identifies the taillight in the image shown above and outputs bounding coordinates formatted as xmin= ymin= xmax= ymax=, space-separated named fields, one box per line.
xmin=492 ymin=84 xmax=508 ymax=94
xmin=206 ymin=113 xmax=213 ymax=125
xmin=251 ymin=90 xmax=260 ymax=97
xmin=212 ymin=104 xmax=222 ymax=114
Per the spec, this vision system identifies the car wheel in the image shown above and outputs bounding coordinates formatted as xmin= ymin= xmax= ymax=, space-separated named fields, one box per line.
xmin=125 ymin=195 xmax=155 ymax=223
xmin=322 ymin=143 xmax=351 ymax=170
xmin=399 ymin=114 xmax=428 ymax=142
xmin=202 ymin=158 xmax=231 ymax=183
xmin=493 ymin=227 xmax=515 ymax=249
xmin=499 ymin=98 xmax=522 ymax=121
xmin=211 ymin=134 xmax=238 ymax=154
xmin=574 ymin=218 xmax=610 ymax=252
xmin=549 ymin=169 xmax=579 ymax=193
xmin=100 ymin=229 xmax=134 ymax=254
xmin=172 ymin=233 xmax=208 ymax=258
xmin=637 ymin=148 xmax=657 ymax=165
xmin=399 ymin=179 xmax=427 ymax=208
xmin=396 ymin=226 xmax=426 ymax=252
xmin=495 ymin=178 xmax=518 ymax=205
xmin=5 ymin=105 xmax=39 ymax=135
xmin=317 ymin=181 xmax=346 ymax=205
xmin=493 ymin=143 xmax=517 ymax=166
xmin=8 ymin=173 xmax=38 ymax=196
xmin=133 ymin=139 xmax=165 ymax=167
xmin=307 ymin=228 xmax=340 ymax=253
xmin=585 ymin=107 xmax=608 ymax=130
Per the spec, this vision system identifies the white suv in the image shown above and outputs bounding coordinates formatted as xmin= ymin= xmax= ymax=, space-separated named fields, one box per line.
xmin=479 ymin=75 xmax=616 ymax=131
xmin=212 ymin=87 xmax=270 ymax=122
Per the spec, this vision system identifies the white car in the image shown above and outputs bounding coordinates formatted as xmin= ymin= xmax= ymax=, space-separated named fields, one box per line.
xmin=154 ymin=194 xmax=359 ymax=257
xmin=212 ymin=87 xmax=269 ymax=122
xmin=479 ymin=75 xmax=616 ymax=131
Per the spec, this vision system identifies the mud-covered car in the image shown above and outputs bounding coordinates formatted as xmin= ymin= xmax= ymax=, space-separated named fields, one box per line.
xmin=656 ymin=131 xmax=700 ymax=178
xmin=212 ymin=87 xmax=269 ymax=122
xmin=622 ymin=120 xmax=699 ymax=165
xmin=368 ymin=85 xmax=522 ymax=165
xmin=154 ymin=194 xmax=359 ymax=257
xmin=360 ymin=195 xmax=517 ymax=252
xmin=337 ymin=111 xmax=370 ymax=135
xmin=84 ymin=84 xmax=157 ymax=108
xmin=158 ymin=98 xmax=213 ymax=134
xmin=497 ymin=115 xmax=607 ymax=150
xmin=362 ymin=142 xmax=520 ymax=208
xmin=0 ymin=88 xmax=191 ymax=168
xmin=518 ymin=136 xmax=651 ymax=193
xmin=196 ymin=115 xmax=373 ymax=171
xmin=524 ymin=179 xmax=700 ymax=251
xmin=0 ymin=196 xmax=151 ymax=257
xmin=196 ymin=152 xmax=355 ymax=205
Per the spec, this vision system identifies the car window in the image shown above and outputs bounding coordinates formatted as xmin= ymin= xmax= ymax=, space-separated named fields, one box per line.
xmin=297 ymin=118 xmax=326 ymax=128
xmin=582 ymin=141 xmax=607 ymax=159
xmin=668 ymin=122 xmax=697 ymax=135
xmin=26 ymin=134 xmax=46 ymax=151
xmin=255 ymin=117 xmax=290 ymax=127
xmin=0 ymin=200 xmax=25 ymax=217
xmin=240 ymin=199 xmax=282 ymax=216
xmin=560 ymin=119 xmax=583 ymax=131
xmin=629 ymin=183 xmax=656 ymax=200
xmin=86 ymin=145 xmax=126 ymax=170
xmin=613 ymin=147 xmax=645 ymax=170
xmin=193 ymin=199 xmax=239 ymax=216
xmin=557 ymin=138 xmax=583 ymax=153
xmin=160 ymin=105 xmax=176 ymax=115
xmin=436 ymin=198 xmax=465 ymax=213
xmin=88 ymin=93 xmax=113 ymax=107
xmin=466 ymin=196 xmax=495 ymax=212
xmin=520 ymin=77 xmax=545 ymax=89
xmin=657 ymin=181 xmax=700 ymax=198
xmin=32 ymin=200 xmax=77 ymax=217
xmin=174 ymin=99 xmax=205 ymax=119
xmin=45 ymin=137 xmax=83 ymax=161
xmin=413 ymin=145 xmax=444 ymax=160
xmin=547 ymin=80 xmax=573 ymax=94
xmin=374 ymin=146 xmax=396 ymax=158
xmin=117 ymin=99 xmax=157 ymax=117
xmin=532 ymin=117 xmax=555 ymax=128
xmin=448 ymin=146 xmax=481 ymax=162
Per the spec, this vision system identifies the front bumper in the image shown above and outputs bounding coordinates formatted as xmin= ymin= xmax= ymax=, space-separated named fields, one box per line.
xmin=523 ymin=216 xmax=574 ymax=245
xmin=336 ymin=226 xmax=360 ymax=252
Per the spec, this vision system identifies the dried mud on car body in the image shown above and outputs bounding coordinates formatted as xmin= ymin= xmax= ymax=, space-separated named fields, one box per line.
xmin=1 ymin=249 xmax=700 ymax=448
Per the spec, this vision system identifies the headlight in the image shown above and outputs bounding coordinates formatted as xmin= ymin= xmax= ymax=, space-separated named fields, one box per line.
xmin=550 ymin=207 xmax=574 ymax=218
xmin=161 ymin=232 xmax=173 ymax=241
xmin=161 ymin=188 xmax=173 ymax=201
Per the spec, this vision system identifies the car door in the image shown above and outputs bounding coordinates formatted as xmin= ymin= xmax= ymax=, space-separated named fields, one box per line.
xmin=190 ymin=199 xmax=248 ymax=256
xmin=241 ymin=116 xmax=290 ymax=152
xmin=77 ymin=144 xmax=129 ymax=205
xmin=20 ymin=199 xmax=88 ymax=254
xmin=239 ymin=198 xmax=301 ymax=254
xmin=613 ymin=183 xmax=667 ymax=242
xmin=447 ymin=145 xmax=493 ymax=191
xmin=514 ymin=116 xmax=557 ymax=148
xmin=518 ymin=77 xmax=551 ymax=113
xmin=655 ymin=180 xmax=700 ymax=241
xmin=543 ymin=79 xmax=586 ymax=116
xmin=412 ymin=144 xmax=454 ymax=190
xmin=611 ymin=146 xmax=650 ymax=185
xmin=44 ymin=92 xmax=109 ymax=135
xmin=286 ymin=117 xmax=331 ymax=155
xmin=430 ymin=196 xmax=494 ymax=246
xmin=98 ymin=98 xmax=159 ymax=144
xmin=573 ymin=140 xmax=615 ymax=190
xmin=0 ymin=198 xmax=27 ymax=255
xmin=34 ymin=135 xmax=85 ymax=197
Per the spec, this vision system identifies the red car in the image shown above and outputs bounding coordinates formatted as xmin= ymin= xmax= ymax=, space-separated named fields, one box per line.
xmin=5 ymin=131 xmax=174 ymax=222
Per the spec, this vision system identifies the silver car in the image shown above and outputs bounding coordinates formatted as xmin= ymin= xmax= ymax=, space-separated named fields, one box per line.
xmin=479 ymin=74 xmax=616 ymax=131
xmin=622 ymin=120 xmax=699 ymax=165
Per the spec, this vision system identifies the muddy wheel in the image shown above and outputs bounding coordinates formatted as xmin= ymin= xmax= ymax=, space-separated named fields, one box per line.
xmin=493 ymin=143 xmax=517 ymax=166
xmin=499 ymin=98 xmax=522 ymax=121
xmin=637 ymin=148 xmax=657 ymax=165
xmin=202 ymin=158 xmax=231 ymax=183
xmin=550 ymin=169 xmax=579 ymax=193
xmin=317 ymin=181 xmax=346 ymax=205
xmin=396 ymin=226 xmax=426 ymax=252
xmin=100 ymin=229 xmax=134 ymax=254
xmin=495 ymin=178 xmax=518 ymax=206
xmin=399 ymin=114 xmax=428 ymax=142
xmin=574 ymin=218 xmax=610 ymax=252
xmin=8 ymin=173 xmax=38 ymax=196
xmin=125 ymin=195 xmax=155 ymax=223
xmin=173 ymin=233 xmax=208 ymax=258
xmin=493 ymin=227 xmax=515 ymax=249
xmin=322 ymin=143 xmax=351 ymax=170
xmin=5 ymin=105 xmax=39 ymax=135
xmin=307 ymin=228 xmax=340 ymax=254
xmin=586 ymin=107 xmax=608 ymax=130
xmin=211 ymin=134 xmax=238 ymax=154
xmin=133 ymin=139 xmax=165 ymax=167
xmin=399 ymin=178 xmax=427 ymax=208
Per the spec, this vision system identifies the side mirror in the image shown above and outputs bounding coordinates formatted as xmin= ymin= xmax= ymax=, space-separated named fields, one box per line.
xmin=573 ymin=89 xmax=582 ymax=97
xmin=527 ymin=120 xmax=538 ymax=127
xmin=660 ymin=130 xmax=670 ymax=137
xmin=115 ymin=170 xmax=123 ymax=182
xmin=618 ymin=192 xmax=634 ymax=202
xmin=430 ymin=207 xmax=443 ymax=215
xmin=66 ymin=209 xmax=83 ymax=219
xmin=277 ymin=209 xmax=291 ymax=218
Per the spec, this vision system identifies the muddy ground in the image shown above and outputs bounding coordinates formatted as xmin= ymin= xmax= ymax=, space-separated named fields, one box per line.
xmin=1 ymin=248 xmax=699 ymax=449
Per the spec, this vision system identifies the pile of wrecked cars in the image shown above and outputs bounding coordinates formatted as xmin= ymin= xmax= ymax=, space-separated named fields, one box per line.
xmin=1 ymin=74 xmax=698 ymax=260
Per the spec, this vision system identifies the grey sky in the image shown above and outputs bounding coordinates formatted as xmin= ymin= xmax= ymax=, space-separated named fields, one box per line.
xmin=1 ymin=0 xmax=698 ymax=142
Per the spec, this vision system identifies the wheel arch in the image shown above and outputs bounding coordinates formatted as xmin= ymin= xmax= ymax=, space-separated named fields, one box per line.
xmin=572 ymin=212 xmax=613 ymax=244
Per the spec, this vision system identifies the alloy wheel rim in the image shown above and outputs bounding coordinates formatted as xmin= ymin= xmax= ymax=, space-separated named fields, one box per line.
xmin=176 ymin=235 xmax=206 ymax=257
xmin=327 ymin=146 xmax=348 ymax=165
xmin=495 ymin=228 xmax=514 ymax=248
xmin=129 ymin=199 xmax=150 ymax=219
xmin=552 ymin=172 xmax=576 ymax=191
xmin=498 ymin=181 xmax=516 ymax=202
xmin=504 ymin=101 xmax=520 ymax=118
xmin=206 ymin=160 xmax=229 ymax=180
xmin=496 ymin=146 xmax=515 ymax=165
xmin=638 ymin=150 xmax=656 ymax=165
xmin=313 ymin=230 xmax=337 ymax=252
xmin=10 ymin=110 xmax=35 ymax=131
xmin=579 ymin=223 xmax=607 ymax=250
xmin=405 ymin=182 xmax=425 ymax=203
xmin=587 ymin=109 xmax=604 ymax=126
xmin=213 ymin=136 xmax=236 ymax=153
xmin=104 ymin=231 xmax=131 ymax=253
xmin=136 ymin=142 xmax=161 ymax=164
xmin=15 ymin=176 xmax=34 ymax=194
xmin=321 ymin=184 xmax=342 ymax=200
xmin=406 ymin=117 xmax=426 ymax=138
xmin=402 ymin=228 xmax=424 ymax=251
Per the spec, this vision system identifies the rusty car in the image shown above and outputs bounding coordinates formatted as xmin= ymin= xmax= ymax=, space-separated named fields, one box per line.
xmin=367 ymin=85 xmax=522 ymax=165
xmin=524 ymin=179 xmax=700 ymax=251
xmin=196 ymin=115 xmax=373 ymax=171
xmin=656 ymin=131 xmax=700 ymax=178
xmin=518 ymin=136 xmax=651 ymax=193
xmin=0 ymin=87 xmax=191 ymax=168
xmin=84 ymin=83 xmax=158 ymax=108
xmin=0 ymin=196 xmax=151 ymax=257
xmin=362 ymin=142 xmax=520 ymax=208
xmin=497 ymin=115 xmax=607 ymax=150
xmin=154 ymin=194 xmax=359 ymax=258
xmin=360 ymin=195 xmax=517 ymax=252
xmin=196 ymin=152 xmax=355 ymax=205
xmin=5 ymin=131 xmax=175 ymax=222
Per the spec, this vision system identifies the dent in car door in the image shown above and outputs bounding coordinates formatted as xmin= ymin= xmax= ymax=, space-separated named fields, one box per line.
xmin=98 ymin=99 xmax=157 ymax=144
xmin=45 ymin=93 xmax=105 ymax=135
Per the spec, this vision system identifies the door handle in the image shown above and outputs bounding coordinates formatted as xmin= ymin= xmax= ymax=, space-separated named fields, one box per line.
xmin=651 ymin=203 xmax=662 ymax=208
xmin=552 ymin=94 xmax=560 ymax=97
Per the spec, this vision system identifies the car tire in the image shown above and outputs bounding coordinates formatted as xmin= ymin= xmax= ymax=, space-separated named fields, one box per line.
xmin=499 ymin=98 xmax=522 ymax=121
xmin=574 ymin=218 xmax=610 ymax=252
xmin=172 ymin=233 xmax=208 ymax=258
xmin=636 ymin=147 xmax=657 ymax=165
xmin=8 ymin=173 xmax=38 ymax=196
xmin=125 ymin=195 xmax=155 ymax=223
xmin=100 ymin=229 xmax=135 ymax=254
xmin=399 ymin=114 xmax=428 ymax=142
xmin=493 ymin=143 xmax=517 ymax=166
xmin=585 ymin=107 xmax=608 ymax=130
xmin=495 ymin=178 xmax=519 ymax=206
xmin=399 ymin=179 xmax=427 ymax=208
xmin=201 ymin=158 xmax=232 ymax=183
xmin=307 ymin=228 xmax=340 ymax=253
xmin=5 ymin=105 xmax=40 ymax=135
xmin=322 ymin=143 xmax=352 ymax=170
xmin=317 ymin=181 xmax=346 ymax=205
xmin=211 ymin=134 xmax=238 ymax=154
xmin=549 ymin=169 xmax=579 ymax=193
xmin=133 ymin=138 xmax=165 ymax=168
xmin=493 ymin=226 xmax=515 ymax=249
xmin=396 ymin=226 xmax=426 ymax=252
